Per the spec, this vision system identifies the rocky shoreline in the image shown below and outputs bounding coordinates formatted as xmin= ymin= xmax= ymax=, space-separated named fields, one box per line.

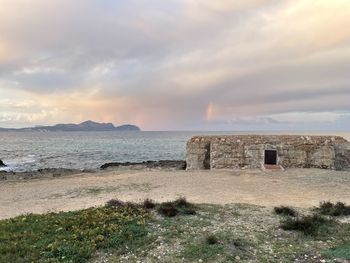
xmin=0 ymin=160 xmax=187 ymax=181
xmin=0 ymin=168 xmax=87 ymax=181
xmin=100 ymin=160 xmax=187 ymax=170
xmin=0 ymin=160 xmax=6 ymax=167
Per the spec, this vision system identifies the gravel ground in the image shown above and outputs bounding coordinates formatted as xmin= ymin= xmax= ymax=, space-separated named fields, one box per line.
xmin=1 ymin=168 xmax=350 ymax=219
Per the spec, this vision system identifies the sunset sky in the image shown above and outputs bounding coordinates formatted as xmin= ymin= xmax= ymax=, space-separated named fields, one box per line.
xmin=1 ymin=0 xmax=350 ymax=130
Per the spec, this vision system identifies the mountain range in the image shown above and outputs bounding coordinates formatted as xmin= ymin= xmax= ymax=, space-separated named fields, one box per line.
xmin=0 ymin=120 xmax=141 ymax=132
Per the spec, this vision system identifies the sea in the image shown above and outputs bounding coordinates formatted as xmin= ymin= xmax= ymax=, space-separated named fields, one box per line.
xmin=1 ymin=131 xmax=349 ymax=172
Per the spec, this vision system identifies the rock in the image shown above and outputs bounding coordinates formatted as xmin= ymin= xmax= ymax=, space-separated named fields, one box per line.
xmin=0 ymin=168 xmax=85 ymax=181
xmin=0 ymin=159 xmax=6 ymax=167
xmin=100 ymin=160 xmax=187 ymax=170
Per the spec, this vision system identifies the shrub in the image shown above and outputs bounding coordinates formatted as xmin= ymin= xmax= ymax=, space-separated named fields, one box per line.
xmin=157 ymin=202 xmax=178 ymax=217
xmin=106 ymin=199 xmax=143 ymax=210
xmin=124 ymin=201 xmax=143 ymax=209
xmin=182 ymin=207 xmax=196 ymax=215
xmin=174 ymin=197 xmax=190 ymax=207
xmin=156 ymin=197 xmax=196 ymax=217
xmin=316 ymin=201 xmax=350 ymax=217
xmin=206 ymin=234 xmax=219 ymax=245
xmin=274 ymin=206 xmax=298 ymax=217
xmin=106 ymin=199 xmax=125 ymax=208
xmin=280 ymin=214 xmax=334 ymax=236
xmin=143 ymin=198 xmax=156 ymax=209
xmin=174 ymin=197 xmax=197 ymax=215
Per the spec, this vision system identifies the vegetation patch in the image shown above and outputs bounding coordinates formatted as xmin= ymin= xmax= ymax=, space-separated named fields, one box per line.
xmin=2 ymin=200 xmax=350 ymax=262
xmin=156 ymin=197 xmax=196 ymax=217
xmin=179 ymin=232 xmax=247 ymax=262
xmin=0 ymin=204 xmax=149 ymax=263
xmin=280 ymin=214 xmax=335 ymax=236
xmin=143 ymin=198 xmax=156 ymax=209
xmin=205 ymin=234 xmax=219 ymax=245
xmin=323 ymin=242 xmax=350 ymax=260
xmin=274 ymin=206 xmax=298 ymax=217
xmin=315 ymin=201 xmax=350 ymax=217
xmin=180 ymin=241 xmax=225 ymax=262
xmin=105 ymin=199 xmax=145 ymax=210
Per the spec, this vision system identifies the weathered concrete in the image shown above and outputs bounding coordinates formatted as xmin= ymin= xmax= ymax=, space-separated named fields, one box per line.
xmin=186 ymin=135 xmax=350 ymax=171
xmin=335 ymin=143 xmax=350 ymax=171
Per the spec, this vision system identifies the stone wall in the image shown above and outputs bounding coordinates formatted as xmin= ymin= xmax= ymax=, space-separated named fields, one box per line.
xmin=185 ymin=137 xmax=211 ymax=170
xmin=335 ymin=143 xmax=350 ymax=171
xmin=186 ymin=135 xmax=350 ymax=170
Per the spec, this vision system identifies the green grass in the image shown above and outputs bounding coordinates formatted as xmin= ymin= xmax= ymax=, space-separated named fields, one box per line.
xmin=322 ymin=223 xmax=350 ymax=260
xmin=179 ymin=232 xmax=248 ymax=263
xmin=0 ymin=205 xmax=149 ymax=263
xmin=323 ymin=242 xmax=350 ymax=260
xmin=1 ymin=200 xmax=350 ymax=263
xmin=180 ymin=241 xmax=225 ymax=262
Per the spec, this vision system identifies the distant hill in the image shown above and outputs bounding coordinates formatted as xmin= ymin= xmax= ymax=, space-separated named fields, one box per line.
xmin=0 ymin=120 xmax=141 ymax=132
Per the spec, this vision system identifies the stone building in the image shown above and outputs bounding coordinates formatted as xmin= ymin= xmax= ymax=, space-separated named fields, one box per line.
xmin=186 ymin=135 xmax=350 ymax=171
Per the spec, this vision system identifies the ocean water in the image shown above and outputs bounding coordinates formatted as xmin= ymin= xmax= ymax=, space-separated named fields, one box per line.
xmin=0 ymin=131 xmax=349 ymax=172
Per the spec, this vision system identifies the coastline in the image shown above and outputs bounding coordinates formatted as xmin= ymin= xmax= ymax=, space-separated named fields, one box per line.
xmin=0 ymin=160 xmax=187 ymax=181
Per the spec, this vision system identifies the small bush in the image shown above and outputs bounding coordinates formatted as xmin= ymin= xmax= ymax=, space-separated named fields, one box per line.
xmin=206 ymin=234 xmax=219 ymax=245
xmin=124 ymin=201 xmax=143 ymax=209
xmin=156 ymin=197 xmax=196 ymax=217
xmin=280 ymin=214 xmax=334 ymax=236
xmin=174 ymin=197 xmax=197 ymax=215
xmin=274 ymin=206 xmax=298 ymax=217
xmin=316 ymin=201 xmax=350 ymax=217
xmin=157 ymin=202 xmax=178 ymax=217
xmin=106 ymin=199 xmax=125 ymax=208
xmin=106 ymin=199 xmax=143 ymax=210
xmin=182 ymin=207 xmax=196 ymax=215
xmin=174 ymin=197 xmax=190 ymax=207
xmin=143 ymin=198 xmax=156 ymax=209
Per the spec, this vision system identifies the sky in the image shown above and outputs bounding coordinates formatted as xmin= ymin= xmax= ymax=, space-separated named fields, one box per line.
xmin=0 ymin=0 xmax=350 ymax=131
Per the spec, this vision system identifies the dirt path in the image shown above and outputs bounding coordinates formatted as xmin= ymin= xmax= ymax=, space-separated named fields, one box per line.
xmin=1 ymin=168 xmax=350 ymax=219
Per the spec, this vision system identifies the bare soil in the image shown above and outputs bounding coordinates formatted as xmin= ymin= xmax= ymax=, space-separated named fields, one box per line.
xmin=1 ymin=168 xmax=350 ymax=219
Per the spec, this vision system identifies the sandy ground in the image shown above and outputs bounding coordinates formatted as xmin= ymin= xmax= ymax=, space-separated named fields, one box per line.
xmin=1 ymin=168 xmax=350 ymax=219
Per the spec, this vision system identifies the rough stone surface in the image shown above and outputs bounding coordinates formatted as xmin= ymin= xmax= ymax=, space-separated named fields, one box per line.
xmin=100 ymin=160 xmax=187 ymax=170
xmin=0 ymin=168 xmax=84 ymax=181
xmin=0 ymin=160 xmax=5 ymax=167
xmin=335 ymin=142 xmax=350 ymax=171
xmin=186 ymin=135 xmax=350 ymax=170
xmin=185 ymin=138 xmax=211 ymax=170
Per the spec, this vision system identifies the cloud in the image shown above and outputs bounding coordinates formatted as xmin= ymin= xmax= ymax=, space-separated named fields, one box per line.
xmin=0 ymin=0 xmax=350 ymax=130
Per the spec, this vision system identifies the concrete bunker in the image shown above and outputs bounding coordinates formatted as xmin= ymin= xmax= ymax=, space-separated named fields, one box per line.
xmin=186 ymin=135 xmax=350 ymax=171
